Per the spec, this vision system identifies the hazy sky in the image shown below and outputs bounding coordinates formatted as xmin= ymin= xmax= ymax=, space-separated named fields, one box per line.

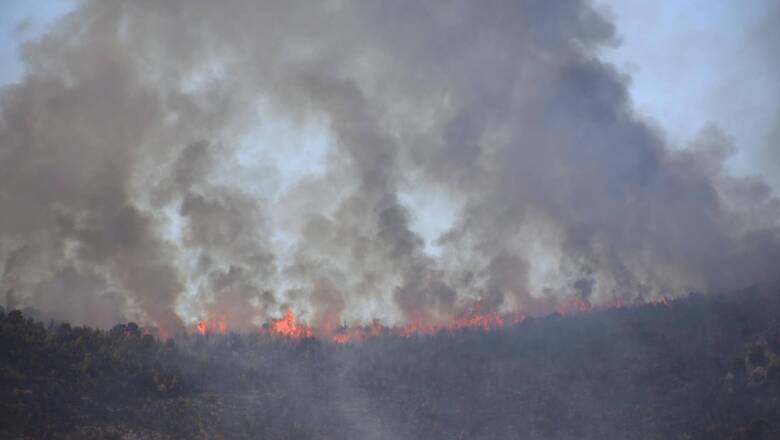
xmin=0 ymin=0 xmax=72 ymax=84
xmin=595 ymin=0 xmax=778 ymax=187
xmin=2 ymin=1 xmax=775 ymax=184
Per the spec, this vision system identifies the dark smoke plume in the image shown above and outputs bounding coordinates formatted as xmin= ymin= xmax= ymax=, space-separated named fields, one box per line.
xmin=1 ymin=0 xmax=778 ymax=332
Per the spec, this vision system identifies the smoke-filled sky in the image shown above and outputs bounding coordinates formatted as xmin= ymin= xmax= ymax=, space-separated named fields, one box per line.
xmin=1 ymin=0 xmax=778 ymax=335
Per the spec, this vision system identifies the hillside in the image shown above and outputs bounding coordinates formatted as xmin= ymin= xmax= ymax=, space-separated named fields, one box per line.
xmin=2 ymin=288 xmax=779 ymax=439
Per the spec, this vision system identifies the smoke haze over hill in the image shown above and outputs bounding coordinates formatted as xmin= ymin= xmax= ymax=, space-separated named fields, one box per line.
xmin=1 ymin=0 xmax=779 ymax=334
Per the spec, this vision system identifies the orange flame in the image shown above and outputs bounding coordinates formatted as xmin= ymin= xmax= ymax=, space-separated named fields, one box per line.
xmin=194 ymin=320 xmax=228 ymax=335
xmin=327 ymin=319 xmax=385 ymax=344
xmin=270 ymin=310 xmax=313 ymax=339
xmin=189 ymin=295 xmax=678 ymax=343
xmin=400 ymin=301 xmax=510 ymax=337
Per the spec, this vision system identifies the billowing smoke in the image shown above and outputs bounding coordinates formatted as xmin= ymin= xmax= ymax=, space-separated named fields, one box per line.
xmin=1 ymin=0 xmax=778 ymax=333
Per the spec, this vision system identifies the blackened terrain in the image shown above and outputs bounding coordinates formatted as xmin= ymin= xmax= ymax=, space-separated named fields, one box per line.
xmin=2 ymin=288 xmax=780 ymax=440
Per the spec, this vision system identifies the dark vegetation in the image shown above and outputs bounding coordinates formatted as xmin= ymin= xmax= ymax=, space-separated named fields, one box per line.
xmin=2 ymin=288 xmax=780 ymax=439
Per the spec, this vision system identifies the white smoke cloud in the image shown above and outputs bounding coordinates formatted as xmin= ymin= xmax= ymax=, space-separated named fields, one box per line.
xmin=1 ymin=0 xmax=778 ymax=333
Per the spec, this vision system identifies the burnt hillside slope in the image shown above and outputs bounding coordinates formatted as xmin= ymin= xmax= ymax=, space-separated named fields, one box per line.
xmin=2 ymin=288 xmax=779 ymax=439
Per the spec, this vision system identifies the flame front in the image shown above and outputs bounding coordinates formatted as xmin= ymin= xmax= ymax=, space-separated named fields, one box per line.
xmin=401 ymin=302 xmax=512 ymax=337
xmin=270 ymin=310 xmax=313 ymax=339
xmin=189 ymin=297 xmax=672 ymax=343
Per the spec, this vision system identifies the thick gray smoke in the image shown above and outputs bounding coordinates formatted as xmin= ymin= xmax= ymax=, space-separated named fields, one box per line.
xmin=1 ymin=0 xmax=778 ymax=333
